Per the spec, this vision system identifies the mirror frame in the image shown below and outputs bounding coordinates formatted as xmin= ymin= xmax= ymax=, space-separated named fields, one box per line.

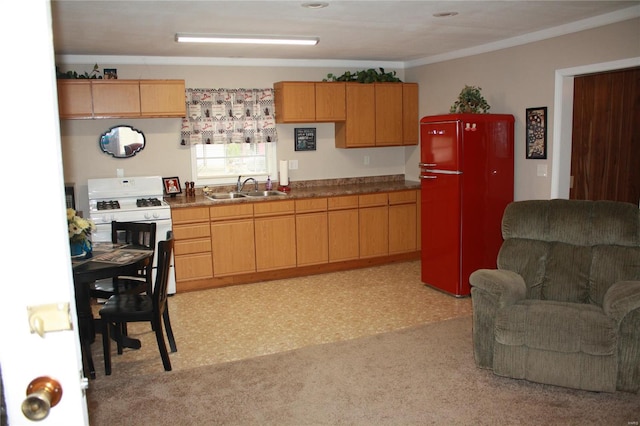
xmin=99 ymin=125 xmax=146 ymax=158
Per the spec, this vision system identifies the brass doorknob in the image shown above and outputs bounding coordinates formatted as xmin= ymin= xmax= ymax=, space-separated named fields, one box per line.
xmin=21 ymin=376 xmax=62 ymax=421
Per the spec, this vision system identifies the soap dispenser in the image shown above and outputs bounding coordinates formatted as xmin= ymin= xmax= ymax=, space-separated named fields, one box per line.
xmin=265 ymin=176 xmax=273 ymax=190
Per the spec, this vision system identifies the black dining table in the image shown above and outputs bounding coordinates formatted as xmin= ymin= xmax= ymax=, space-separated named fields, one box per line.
xmin=72 ymin=243 xmax=154 ymax=379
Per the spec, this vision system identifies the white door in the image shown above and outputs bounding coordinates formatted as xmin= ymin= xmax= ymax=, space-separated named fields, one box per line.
xmin=0 ymin=1 xmax=89 ymax=424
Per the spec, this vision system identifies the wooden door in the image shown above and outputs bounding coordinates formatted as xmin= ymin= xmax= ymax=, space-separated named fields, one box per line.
xmin=570 ymin=67 xmax=640 ymax=204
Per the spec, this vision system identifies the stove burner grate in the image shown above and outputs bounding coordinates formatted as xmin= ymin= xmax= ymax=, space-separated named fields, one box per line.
xmin=136 ymin=198 xmax=162 ymax=208
xmin=97 ymin=200 xmax=120 ymax=210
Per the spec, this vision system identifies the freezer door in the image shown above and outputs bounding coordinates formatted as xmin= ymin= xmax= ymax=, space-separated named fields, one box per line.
xmin=420 ymin=172 xmax=465 ymax=296
xmin=420 ymin=120 xmax=460 ymax=171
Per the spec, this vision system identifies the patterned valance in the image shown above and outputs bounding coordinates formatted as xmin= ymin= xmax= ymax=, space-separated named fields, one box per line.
xmin=180 ymin=88 xmax=277 ymax=146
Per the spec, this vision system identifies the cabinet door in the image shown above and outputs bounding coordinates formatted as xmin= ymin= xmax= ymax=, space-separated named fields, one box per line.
xmin=254 ymin=215 xmax=296 ymax=271
xmin=274 ymin=82 xmax=315 ymax=123
xmin=211 ymin=219 xmax=256 ymax=276
xmin=358 ymin=192 xmax=392 ymax=258
xmin=375 ymin=83 xmax=403 ymax=146
xmin=335 ymin=83 xmax=375 ymax=148
xmin=57 ymin=80 xmax=93 ymax=118
xmin=174 ymin=253 xmax=213 ymax=282
xmin=328 ymin=209 xmax=359 ymax=262
xmin=296 ymin=212 xmax=328 ymax=266
xmin=91 ymin=80 xmax=141 ymax=118
xmin=402 ymin=83 xmax=419 ymax=145
xmin=140 ymin=80 xmax=186 ymax=117
xmin=389 ymin=203 xmax=417 ymax=254
xmin=315 ymin=82 xmax=345 ymax=121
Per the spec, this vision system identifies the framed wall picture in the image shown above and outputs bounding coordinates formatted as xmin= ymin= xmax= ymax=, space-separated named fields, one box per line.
xmin=162 ymin=177 xmax=182 ymax=196
xmin=526 ymin=107 xmax=547 ymax=159
xmin=294 ymin=128 xmax=316 ymax=151
xmin=103 ymin=68 xmax=118 ymax=79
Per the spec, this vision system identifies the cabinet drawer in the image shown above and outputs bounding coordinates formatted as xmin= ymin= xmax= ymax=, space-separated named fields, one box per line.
xmin=295 ymin=198 xmax=327 ymax=213
xmin=210 ymin=203 xmax=253 ymax=221
xmin=359 ymin=193 xmax=388 ymax=207
xmin=253 ymin=200 xmax=295 ymax=217
xmin=172 ymin=207 xmax=209 ymax=223
xmin=172 ymin=223 xmax=210 ymax=240
xmin=174 ymin=253 xmax=213 ymax=281
xmin=328 ymin=195 xmax=359 ymax=210
xmin=388 ymin=190 xmax=417 ymax=205
xmin=174 ymin=238 xmax=211 ymax=256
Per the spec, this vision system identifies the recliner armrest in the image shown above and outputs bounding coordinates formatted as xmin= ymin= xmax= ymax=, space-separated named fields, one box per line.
xmin=469 ymin=269 xmax=526 ymax=307
xmin=603 ymin=280 xmax=640 ymax=325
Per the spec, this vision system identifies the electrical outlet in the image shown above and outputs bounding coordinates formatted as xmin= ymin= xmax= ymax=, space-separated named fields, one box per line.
xmin=364 ymin=155 xmax=370 ymax=165
xmin=289 ymin=159 xmax=298 ymax=170
xmin=537 ymin=164 xmax=547 ymax=177
xmin=116 ymin=168 xmax=124 ymax=177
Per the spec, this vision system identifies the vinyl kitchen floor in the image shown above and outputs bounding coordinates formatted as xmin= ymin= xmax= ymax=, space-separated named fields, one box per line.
xmin=89 ymin=260 xmax=473 ymax=379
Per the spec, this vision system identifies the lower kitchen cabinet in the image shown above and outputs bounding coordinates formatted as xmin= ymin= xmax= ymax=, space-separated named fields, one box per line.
xmin=171 ymin=188 xmax=420 ymax=291
xmin=296 ymin=198 xmax=328 ymax=266
xmin=211 ymin=219 xmax=255 ymax=276
xmin=388 ymin=190 xmax=418 ymax=254
xmin=172 ymin=207 xmax=213 ymax=284
xmin=328 ymin=196 xmax=359 ymax=262
xmin=359 ymin=193 xmax=389 ymax=258
xmin=254 ymin=200 xmax=296 ymax=271
xmin=210 ymin=204 xmax=255 ymax=277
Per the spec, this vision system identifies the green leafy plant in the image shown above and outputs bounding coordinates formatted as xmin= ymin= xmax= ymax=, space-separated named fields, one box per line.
xmin=323 ymin=68 xmax=402 ymax=83
xmin=56 ymin=63 xmax=103 ymax=79
xmin=450 ymin=85 xmax=490 ymax=113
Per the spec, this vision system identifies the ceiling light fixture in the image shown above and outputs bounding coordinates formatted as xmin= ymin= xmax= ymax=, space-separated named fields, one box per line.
xmin=433 ymin=11 xmax=459 ymax=18
xmin=175 ymin=33 xmax=319 ymax=46
xmin=302 ymin=2 xmax=329 ymax=9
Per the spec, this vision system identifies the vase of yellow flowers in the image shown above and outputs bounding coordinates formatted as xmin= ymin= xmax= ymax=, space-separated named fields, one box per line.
xmin=67 ymin=208 xmax=96 ymax=257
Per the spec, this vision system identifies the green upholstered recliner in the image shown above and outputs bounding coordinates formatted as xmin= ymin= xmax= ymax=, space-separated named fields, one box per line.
xmin=470 ymin=199 xmax=640 ymax=393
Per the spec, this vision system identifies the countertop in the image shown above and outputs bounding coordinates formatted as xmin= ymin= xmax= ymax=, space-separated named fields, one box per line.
xmin=165 ymin=175 xmax=420 ymax=209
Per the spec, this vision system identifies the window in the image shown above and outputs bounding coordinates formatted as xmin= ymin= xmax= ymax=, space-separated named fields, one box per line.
xmin=183 ymin=87 xmax=278 ymax=185
xmin=191 ymin=141 xmax=277 ymax=185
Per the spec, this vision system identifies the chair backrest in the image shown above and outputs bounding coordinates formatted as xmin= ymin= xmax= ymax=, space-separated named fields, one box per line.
xmin=153 ymin=231 xmax=174 ymax=312
xmin=111 ymin=221 xmax=157 ymax=249
xmin=498 ymin=199 xmax=640 ymax=305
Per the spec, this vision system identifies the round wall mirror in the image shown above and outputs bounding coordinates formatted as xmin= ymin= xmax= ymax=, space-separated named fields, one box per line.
xmin=99 ymin=126 xmax=145 ymax=158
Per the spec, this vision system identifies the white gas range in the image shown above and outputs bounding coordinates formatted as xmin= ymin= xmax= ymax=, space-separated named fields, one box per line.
xmin=87 ymin=176 xmax=175 ymax=294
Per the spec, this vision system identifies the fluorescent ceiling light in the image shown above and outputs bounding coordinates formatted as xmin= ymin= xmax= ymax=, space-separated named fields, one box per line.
xmin=175 ymin=33 xmax=319 ymax=46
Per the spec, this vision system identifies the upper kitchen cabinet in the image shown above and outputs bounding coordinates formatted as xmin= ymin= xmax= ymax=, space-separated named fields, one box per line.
xmin=274 ymin=81 xmax=346 ymax=123
xmin=375 ymin=83 xmax=403 ymax=146
xmin=335 ymin=83 xmax=376 ymax=148
xmin=56 ymin=79 xmax=186 ymax=119
xmin=335 ymin=82 xmax=418 ymax=148
xmin=140 ymin=80 xmax=186 ymax=117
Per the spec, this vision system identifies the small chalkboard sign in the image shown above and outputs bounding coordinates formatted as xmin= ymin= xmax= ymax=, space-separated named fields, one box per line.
xmin=294 ymin=128 xmax=316 ymax=151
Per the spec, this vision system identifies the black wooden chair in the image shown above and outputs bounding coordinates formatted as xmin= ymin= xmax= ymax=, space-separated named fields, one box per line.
xmin=89 ymin=221 xmax=157 ymax=299
xmin=99 ymin=231 xmax=176 ymax=375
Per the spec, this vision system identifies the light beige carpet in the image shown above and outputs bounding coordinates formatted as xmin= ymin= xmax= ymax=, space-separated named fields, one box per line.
xmin=87 ymin=316 xmax=639 ymax=425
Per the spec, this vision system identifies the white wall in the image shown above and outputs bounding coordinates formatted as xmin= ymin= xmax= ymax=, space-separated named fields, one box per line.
xmin=58 ymin=17 xmax=640 ymax=213
xmin=404 ymin=18 xmax=640 ymax=201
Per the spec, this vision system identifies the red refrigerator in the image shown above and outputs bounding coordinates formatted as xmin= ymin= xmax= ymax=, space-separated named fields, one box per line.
xmin=419 ymin=114 xmax=514 ymax=296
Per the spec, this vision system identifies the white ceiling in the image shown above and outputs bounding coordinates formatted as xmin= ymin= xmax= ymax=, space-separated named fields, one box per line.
xmin=51 ymin=1 xmax=640 ymax=66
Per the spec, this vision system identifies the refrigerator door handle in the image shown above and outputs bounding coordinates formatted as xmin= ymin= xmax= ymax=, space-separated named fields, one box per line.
xmin=419 ymin=162 xmax=437 ymax=168
xmin=421 ymin=169 xmax=463 ymax=175
xmin=420 ymin=175 xmax=438 ymax=180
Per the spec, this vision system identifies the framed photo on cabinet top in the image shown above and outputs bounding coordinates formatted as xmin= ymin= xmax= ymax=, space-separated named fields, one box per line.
xmin=526 ymin=107 xmax=547 ymax=159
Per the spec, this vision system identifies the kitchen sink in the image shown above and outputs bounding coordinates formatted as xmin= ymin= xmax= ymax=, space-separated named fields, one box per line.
xmin=205 ymin=190 xmax=287 ymax=200
xmin=205 ymin=192 xmax=248 ymax=200
xmin=243 ymin=190 xmax=287 ymax=197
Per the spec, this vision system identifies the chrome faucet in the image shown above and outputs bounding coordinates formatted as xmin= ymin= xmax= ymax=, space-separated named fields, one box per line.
xmin=237 ymin=176 xmax=258 ymax=192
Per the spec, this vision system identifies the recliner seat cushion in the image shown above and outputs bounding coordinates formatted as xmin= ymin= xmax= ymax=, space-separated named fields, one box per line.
xmin=495 ymin=300 xmax=617 ymax=355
